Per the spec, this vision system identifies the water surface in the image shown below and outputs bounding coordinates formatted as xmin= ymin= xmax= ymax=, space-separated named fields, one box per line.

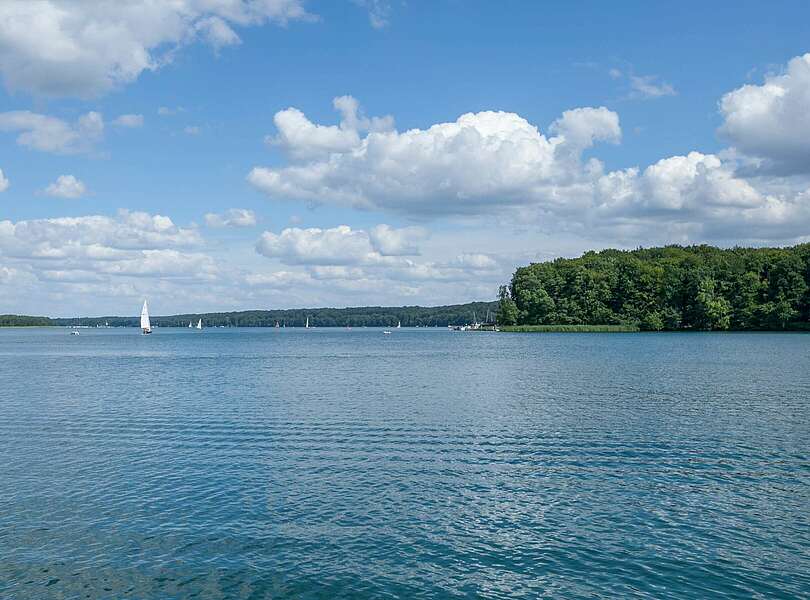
xmin=1 ymin=328 xmax=808 ymax=598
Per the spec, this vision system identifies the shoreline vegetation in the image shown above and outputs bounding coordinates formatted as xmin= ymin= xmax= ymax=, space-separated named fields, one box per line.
xmin=496 ymin=243 xmax=810 ymax=331
xmin=1 ymin=301 xmax=499 ymax=329
xmin=500 ymin=324 xmax=640 ymax=333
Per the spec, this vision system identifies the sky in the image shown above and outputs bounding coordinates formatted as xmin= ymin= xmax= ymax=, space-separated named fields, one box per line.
xmin=1 ymin=0 xmax=810 ymax=317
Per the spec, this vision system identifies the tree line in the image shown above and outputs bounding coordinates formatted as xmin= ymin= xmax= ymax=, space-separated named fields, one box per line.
xmin=497 ymin=244 xmax=810 ymax=331
xmin=2 ymin=302 xmax=498 ymax=328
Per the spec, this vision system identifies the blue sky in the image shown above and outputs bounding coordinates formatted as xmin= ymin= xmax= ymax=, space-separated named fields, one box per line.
xmin=1 ymin=1 xmax=810 ymax=316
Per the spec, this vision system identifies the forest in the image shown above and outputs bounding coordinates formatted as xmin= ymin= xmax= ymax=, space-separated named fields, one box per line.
xmin=497 ymin=244 xmax=810 ymax=331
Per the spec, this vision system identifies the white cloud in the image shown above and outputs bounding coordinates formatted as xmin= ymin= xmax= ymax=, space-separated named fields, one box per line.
xmin=204 ymin=208 xmax=257 ymax=228
xmin=719 ymin=53 xmax=810 ymax=174
xmin=195 ymin=16 xmax=241 ymax=49
xmin=256 ymin=225 xmax=382 ymax=265
xmin=0 ymin=210 xmax=219 ymax=313
xmin=368 ymin=224 xmax=428 ymax=256
xmin=0 ymin=211 xmax=201 ymax=258
xmin=251 ymin=224 xmax=507 ymax=305
xmin=44 ymin=175 xmax=87 ymax=199
xmin=269 ymin=95 xmax=393 ymax=160
xmin=549 ymin=106 xmax=621 ymax=154
xmin=249 ymin=96 xmax=810 ymax=246
xmin=0 ymin=168 xmax=8 ymax=192
xmin=249 ymin=103 xmax=620 ymax=216
xmin=255 ymin=223 xmax=432 ymax=266
xmin=629 ymin=75 xmax=676 ymax=98
xmin=449 ymin=253 xmax=498 ymax=270
xmin=0 ymin=110 xmax=103 ymax=154
xmin=113 ymin=114 xmax=144 ymax=128
xmin=0 ymin=0 xmax=313 ymax=97
xmin=184 ymin=125 xmax=202 ymax=135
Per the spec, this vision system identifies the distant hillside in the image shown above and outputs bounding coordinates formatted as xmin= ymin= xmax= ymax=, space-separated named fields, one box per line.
xmin=0 ymin=315 xmax=53 ymax=327
xmin=497 ymin=244 xmax=810 ymax=331
xmin=3 ymin=301 xmax=498 ymax=328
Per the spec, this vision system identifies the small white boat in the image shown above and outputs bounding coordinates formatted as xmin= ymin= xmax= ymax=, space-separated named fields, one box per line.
xmin=141 ymin=300 xmax=152 ymax=334
xmin=383 ymin=330 xmax=392 ymax=335
xmin=196 ymin=318 xmax=202 ymax=330
xmin=188 ymin=320 xmax=193 ymax=328
xmin=305 ymin=317 xmax=309 ymax=329
xmin=70 ymin=330 xmax=80 ymax=336
xmin=396 ymin=321 xmax=401 ymax=329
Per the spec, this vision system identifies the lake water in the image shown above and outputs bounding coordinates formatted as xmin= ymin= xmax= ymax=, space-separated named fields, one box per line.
xmin=1 ymin=328 xmax=808 ymax=599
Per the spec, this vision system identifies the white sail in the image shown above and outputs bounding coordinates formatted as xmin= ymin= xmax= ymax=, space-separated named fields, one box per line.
xmin=196 ymin=318 xmax=202 ymax=330
xmin=140 ymin=300 xmax=151 ymax=333
xmin=397 ymin=320 xmax=401 ymax=328
xmin=188 ymin=320 xmax=192 ymax=328
xmin=305 ymin=317 xmax=309 ymax=328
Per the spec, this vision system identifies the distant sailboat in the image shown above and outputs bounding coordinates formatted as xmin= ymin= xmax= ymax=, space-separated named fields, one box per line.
xmin=141 ymin=300 xmax=152 ymax=334
xmin=188 ymin=320 xmax=193 ymax=328
xmin=305 ymin=317 xmax=309 ymax=329
xmin=396 ymin=320 xmax=401 ymax=329
xmin=196 ymin=318 xmax=202 ymax=330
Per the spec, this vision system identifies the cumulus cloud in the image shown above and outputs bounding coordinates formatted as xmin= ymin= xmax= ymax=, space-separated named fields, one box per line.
xmin=204 ymin=208 xmax=257 ymax=228
xmin=0 ymin=0 xmax=313 ymax=97
xmin=256 ymin=225 xmax=383 ymax=265
xmin=0 ymin=211 xmax=201 ymax=258
xmin=0 ymin=168 xmax=8 ymax=192
xmin=368 ymin=224 xmax=428 ymax=256
xmin=0 ymin=110 xmax=103 ymax=154
xmin=719 ymin=53 xmax=810 ymax=174
xmin=255 ymin=224 xmax=433 ymax=266
xmin=269 ymin=95 xmax=394 ymax=160
xmin=549 ymin=106 xmax=621 ymax=154
xmin=249 ymin=95 xmax=810 ymax=245
xmin=44 ymin=175 xmax=87 ymax=199
xmin=251 ymin=224 xmax=506 ymax=305
xmin=113 ymin=114 xmax=144 ymax=128
xmin=249 ymin=103 xmax=621 ymax=215
xmin=0 ymin=210 xmax=219 ymax=313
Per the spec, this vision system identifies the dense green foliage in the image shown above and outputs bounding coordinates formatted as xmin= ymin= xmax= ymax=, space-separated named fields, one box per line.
xmin=499 ymin=244 xmax=810 ymax=330
xmin=22 ymin=301 xmax=497 ymax=328
xmin=0 ymin=314 xmax=53 ymax=327
xmin=501 ymin=324 xmax=639 ymax=333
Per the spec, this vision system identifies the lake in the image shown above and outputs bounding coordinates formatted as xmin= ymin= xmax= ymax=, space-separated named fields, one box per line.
xmin=1 ymin=328 xmax=808 ymax=599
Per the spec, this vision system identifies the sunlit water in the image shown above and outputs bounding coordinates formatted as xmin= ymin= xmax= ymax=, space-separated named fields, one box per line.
xmin=1 ymin=328 xmax=808 ymax=599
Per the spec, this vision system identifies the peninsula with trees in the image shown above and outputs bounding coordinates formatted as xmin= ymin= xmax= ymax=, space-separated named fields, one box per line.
xmin=496 ymin=244 xmax=810 ymax=331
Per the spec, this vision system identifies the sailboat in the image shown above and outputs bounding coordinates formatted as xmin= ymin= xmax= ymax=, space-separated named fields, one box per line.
xmin=140 ymin=300 xmax=152 ymax=334
xmin=305 ymin=317 xmax=309 ymax=329
xmin=188 ymin=320 xmax=193 ymax=328
xmin=196 ymin=318 xmax=202 ymax=330
xmin=396 ymin=320 xmax=401 ymax=329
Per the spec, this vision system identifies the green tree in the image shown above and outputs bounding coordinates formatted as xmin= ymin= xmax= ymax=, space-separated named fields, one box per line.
xmin=496 ymin=285 xmax=519 ymax=325
xmin=693 ymin=278 xmax=731 ymax=330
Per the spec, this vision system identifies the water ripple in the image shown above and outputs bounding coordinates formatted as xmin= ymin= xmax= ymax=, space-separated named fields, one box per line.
xmin=0 ymin=328 xmax=808 ymax=599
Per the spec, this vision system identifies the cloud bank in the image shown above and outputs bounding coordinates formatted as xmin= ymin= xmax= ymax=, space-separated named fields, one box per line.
xmin=249 ymin=70 xmax=810 ymax=246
